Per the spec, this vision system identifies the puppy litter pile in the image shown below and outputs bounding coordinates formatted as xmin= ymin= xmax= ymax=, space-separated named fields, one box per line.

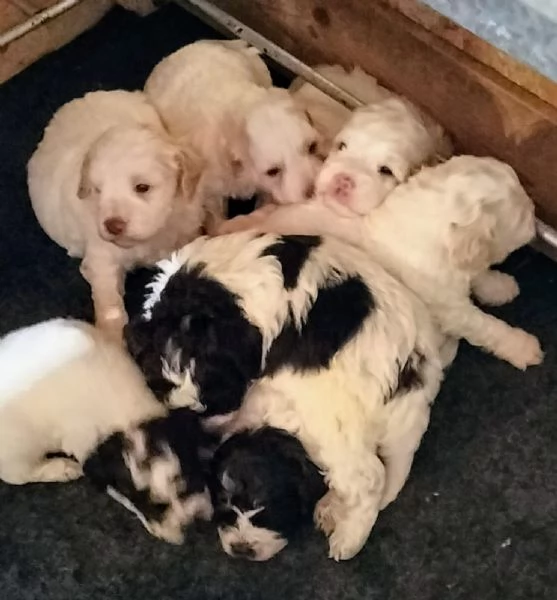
xmin=0 ymin=5 xmax=556 ymax=600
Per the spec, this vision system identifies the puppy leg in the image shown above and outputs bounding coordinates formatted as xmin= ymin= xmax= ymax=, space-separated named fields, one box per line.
xmin=80 ymin=254 xmax=127 ymax=343
xmin=440 ymin=336 xmax=459 ymax=369
xmin=216 ymin=204 xmax=279 ymax=236
xmin=378 ymin=451 xmax=416 ymax=510
xmin=440 ymin=300 xmax=543 ymax=370
xmin=1 ymin=457 xmax=82 ymax=485
xmin=315 ymin=454 xmax=385 ymax=561
xmin=471 ymin=269 xmax=520 ymax=306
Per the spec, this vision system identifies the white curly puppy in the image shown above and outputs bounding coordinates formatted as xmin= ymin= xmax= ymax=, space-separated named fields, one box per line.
xmin=145 ymin=39 xmax=322 ymax=229
xmin=28 ymin=90 xmax=202 ymax=341
xmin=0 ymin=318 xmax=213 ymax=544
xmin=217 ymin=150 xmax=541 ymax=370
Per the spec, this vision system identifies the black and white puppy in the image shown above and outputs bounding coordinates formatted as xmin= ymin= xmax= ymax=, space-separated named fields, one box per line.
xmin=125 ymin=231 xmax=445 ymax=561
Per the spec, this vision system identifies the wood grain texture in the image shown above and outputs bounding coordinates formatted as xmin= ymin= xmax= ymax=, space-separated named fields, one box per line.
xmin=213 ymin=0 xmax=557 ymax=228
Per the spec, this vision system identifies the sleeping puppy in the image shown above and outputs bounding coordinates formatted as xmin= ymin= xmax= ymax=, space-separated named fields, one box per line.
xmin=124 ymin=231 xmax=445 ymax=560
xmin=27 ymin=90 xmax=203 ymax=342
xmin=145 ymin=39 xmax=322 ymax=230
xmin=0 ymin=318 xmax=212 ymax=544
xmin=215 ymin=148 xmax=542 ymax=370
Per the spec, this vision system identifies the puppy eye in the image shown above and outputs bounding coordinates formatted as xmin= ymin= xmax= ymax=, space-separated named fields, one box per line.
xmin=265 ymin=166 xmax=282 ymax=177
xmin=336 ymin=141 xmax=346 ymax=151
xmin=307 ymin=141 xmax=318 ymax=155
xmin=378 ymin=166 xmax=394 ymax=177
xmin=135 ymin=183 xmax=151 ymax=194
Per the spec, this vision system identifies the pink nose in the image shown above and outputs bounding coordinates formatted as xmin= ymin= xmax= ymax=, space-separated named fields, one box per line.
xmin=329 ymin=173 xmax=355 ymax=203
xmin=104 ymin=217 xmax=127 ymax=236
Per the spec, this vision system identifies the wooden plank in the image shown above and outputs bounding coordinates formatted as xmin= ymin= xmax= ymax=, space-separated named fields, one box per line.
xmin=382 ymin=0 xmax=557 ymax=108
xmin=0 ymin=0 xmax=113 ymax=84
xmin=213 ymin=0 xmax=557 ymax=229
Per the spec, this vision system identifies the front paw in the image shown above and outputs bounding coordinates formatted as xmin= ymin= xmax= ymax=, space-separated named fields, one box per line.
xmin=496 ymin=329 xmax=543 ymax=370
xmin=327 ymin=519 xmax=370 ymax=561
xmin=473 ymin=272 xmax=520 ymax=306
xmin=314 ymin=490 xmax=343 ymax=537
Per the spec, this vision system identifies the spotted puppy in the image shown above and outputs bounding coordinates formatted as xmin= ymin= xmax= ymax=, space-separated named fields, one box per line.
xmin=125 ymin=231 xmax=445 ymax=560
xmin=0 ymin=318 xmax=212 ymax=544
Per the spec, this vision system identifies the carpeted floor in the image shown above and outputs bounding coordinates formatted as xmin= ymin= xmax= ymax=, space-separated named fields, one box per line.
xmin=1 ymin=5 xmax=556 ymax=600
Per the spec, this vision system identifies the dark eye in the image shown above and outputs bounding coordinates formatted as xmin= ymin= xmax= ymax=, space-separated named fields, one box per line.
xmin=266 ymin=166 xmax=282 ymax=177
xmin=337 ymin=141 xmax=346 ymax=151
xmin=379 ymin=166 xmax=394 ymax=177
xmin=307 ymin=141 xmax=318 ymax=155
xmin=135 ymin=183 xmax=151 ymax=194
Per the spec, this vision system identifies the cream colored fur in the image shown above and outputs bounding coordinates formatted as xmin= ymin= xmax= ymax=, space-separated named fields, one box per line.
xmin=145 ymin=40 xmax=322 ymax=229
xmin=215 ymin=154 xmax=541 ymax=370
xmin=27 ymin=90 xmax=203 ymax=341
xmin=0 ymin=319 xmax=164 ymax=485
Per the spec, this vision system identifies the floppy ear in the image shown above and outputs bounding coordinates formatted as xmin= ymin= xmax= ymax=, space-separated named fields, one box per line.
xmin=446 ymin=212 xmax=497 ymax=272
xmin=77 ymin=151 xmax=92 ymax=199
xmin=175 ymin=145 xmax=204 ymax=202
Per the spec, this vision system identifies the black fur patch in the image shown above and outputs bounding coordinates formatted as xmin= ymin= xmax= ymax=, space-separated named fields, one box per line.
xmin=211 ymin=427 xmax=326 ymax=539
xmin=388 ymin=350 xmax=426 ymax=403
xmin=83 ymin=409 xmax=210 ymax=524
xmin=261 ymin=235 xmax=321 ymax=290
xmin=264 ymin=274 xmax=374 ymax=376
xmin=125 ymin=264 xmax=263 ymax=417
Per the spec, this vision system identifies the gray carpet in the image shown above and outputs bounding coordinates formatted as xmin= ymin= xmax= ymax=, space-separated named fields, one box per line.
xmin=1 ymin=6 xmax=556 ymax=600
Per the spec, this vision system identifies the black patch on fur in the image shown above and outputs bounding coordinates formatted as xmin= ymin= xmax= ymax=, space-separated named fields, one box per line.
xmin=83 ymin=409 xmax=211 ymax=525
xmin=125 ymin=263 xmax=263 ymax=417
xmin=264 ymin=274 xmax=374 ymax=376
xmin=388 ymin=350 xmax=426 ymax=403
xmin=261 ymin=235 xmax=322 ymax=290
xmin=211 ymin=427 xmax=326 ymax=540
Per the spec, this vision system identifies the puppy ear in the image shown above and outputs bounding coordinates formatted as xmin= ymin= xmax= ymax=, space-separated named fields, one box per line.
xmin=175 ymin=145 xmax=204 ymax=202
xmin=77 ymin=151 xmax=92 ymax=199
xmin=446 ymin=212 xmax=497 ymax=272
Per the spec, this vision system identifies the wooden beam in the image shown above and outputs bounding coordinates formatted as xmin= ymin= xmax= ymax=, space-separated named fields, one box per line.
xmin=213 ymin=0 xmax=557 ymax=229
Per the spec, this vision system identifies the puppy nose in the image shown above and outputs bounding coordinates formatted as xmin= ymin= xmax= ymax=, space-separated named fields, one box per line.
xmin=329 ymin=172 xmax=355 ymax=203
xmin=304 ymin=182 xmax=315 ymax=199
xmin=104 ymin=217 xmax=127 ymax=236
xmin=231 ymin=542 xmax=255 ymax=559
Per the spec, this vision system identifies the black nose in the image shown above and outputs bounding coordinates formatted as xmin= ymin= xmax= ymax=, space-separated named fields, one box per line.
xmin=304 ymin=183 xmax=315 ymax=199
xmin=231 ymin=542 xmax=255 ymax=559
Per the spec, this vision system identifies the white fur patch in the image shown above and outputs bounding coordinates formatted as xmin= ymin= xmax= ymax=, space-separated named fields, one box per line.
xmin=161 ymin=352 xmax=205 ymax=412
xmin=218 ymin=506 xmax=287 ymax=561
xmin=107 ymin=485 xmax=152 ymax=531
xmin=0 ymin=319 xmax=93 ymax=406
xmin=142 ymin=253 xmax=183 ymax=320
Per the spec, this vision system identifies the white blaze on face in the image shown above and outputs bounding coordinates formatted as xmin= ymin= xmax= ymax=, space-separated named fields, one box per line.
xmin=217 ymin=506 xmax=287 ymax=562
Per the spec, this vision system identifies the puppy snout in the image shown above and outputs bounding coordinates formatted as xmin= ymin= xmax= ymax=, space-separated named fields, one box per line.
xmin=304 ymin=182 xmax=315 ymax=199
xmin=329 ymin=172 xmax=355 ymax=203
xmin=230 ymin=542 xmax=256 ymax=559
xmin=104 ymin=217 xmax=127 ymax=236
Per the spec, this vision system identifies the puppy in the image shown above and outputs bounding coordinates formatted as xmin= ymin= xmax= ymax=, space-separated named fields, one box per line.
xmin=0 ymin=318 xmax=212 ymax=543
xmin=27 ymin=90 xmax=203 ymax=342
xmin=124 ymin=231 xmax=445 ymax=560
xmin=216 ymin=151 xmax=542 ymax=370
xmin=144 ymin=40 xmax=322 ymax=229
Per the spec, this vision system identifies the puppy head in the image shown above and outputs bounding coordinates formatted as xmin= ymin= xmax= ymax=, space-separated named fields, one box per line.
xmin=243 ymin=89 xmax=323 ymax=205
xmin=83 ymin=408 xmax=213 ymax=544
xmin=316 ymin=97 xmax=449 ymax=217
xmin=211 ymin=428 xmax=326 ymax=561
xmin=124 ymin=263 xmax=263 ymax=416
xmin=77 ymin=124 xmax=201 ymax=247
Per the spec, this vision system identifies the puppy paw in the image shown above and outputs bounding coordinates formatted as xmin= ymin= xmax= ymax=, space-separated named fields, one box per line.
xmin=472 ymin=271 xmax=519 ymax=306
xmin=314 ymin=490 xmax=342 ymax=537
xmin=327 ymin=520 xmax=369 ymax=561
xmin=147 ymin=520 xmax=184 ymax=545
xmin=37 ymin=458 xmax=83 ymax=483
xmin=496 ymin=329 xmax=543 ymax=370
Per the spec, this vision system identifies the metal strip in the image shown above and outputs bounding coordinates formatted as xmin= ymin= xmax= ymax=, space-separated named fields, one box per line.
xmin=0 ymin=0 xmax=87 ymax=49
xmin=172 ymin=0 xmax=364 ymax=109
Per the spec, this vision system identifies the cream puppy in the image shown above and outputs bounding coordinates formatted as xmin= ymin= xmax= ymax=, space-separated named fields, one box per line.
xmin=0 ymin=318 xmax=213 ymax=544
xmin=216 ymin=154 xmax=542 ymax=370
xmin=27 ymin=90 xmax=202 ymax=341
xmin=145 ymin=39 xmax=322 ymax=228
